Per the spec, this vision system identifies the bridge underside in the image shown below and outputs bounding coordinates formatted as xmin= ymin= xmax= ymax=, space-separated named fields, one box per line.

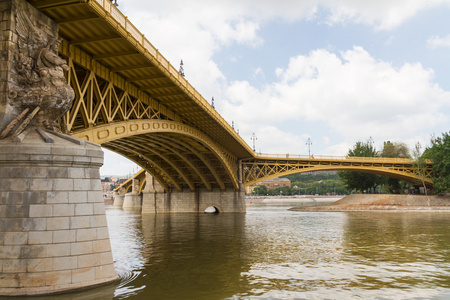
xmin=32 ymin=0 xmax=433 ymax=193
xmin=102 ymin=132 xmax=237 ymax=191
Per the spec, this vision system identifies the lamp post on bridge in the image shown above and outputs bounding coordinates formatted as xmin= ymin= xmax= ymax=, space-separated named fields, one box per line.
xmin=251 ymin=132 xmax=257 ymax=152
xmin=306 ymin=138 xmax=312 ymax=158
xmin=368 ymin=136 xmax=374 ymax=157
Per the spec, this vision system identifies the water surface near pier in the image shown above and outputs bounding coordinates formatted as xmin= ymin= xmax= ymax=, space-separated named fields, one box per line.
xmin=109 ymin=203 xmax=450 ymax=299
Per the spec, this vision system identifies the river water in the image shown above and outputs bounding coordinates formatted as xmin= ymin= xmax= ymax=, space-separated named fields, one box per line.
xmin=108 ymin=203 xmax=450 ymax=300
xmin=7 ymin=202 xmax=450 ymax=300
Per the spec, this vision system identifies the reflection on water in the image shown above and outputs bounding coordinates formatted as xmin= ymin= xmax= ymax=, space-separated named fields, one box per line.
xmin=3 ymin=205 xmax=450 ymax=300
xmin=108 ymin=205 xmax=450 ymax=300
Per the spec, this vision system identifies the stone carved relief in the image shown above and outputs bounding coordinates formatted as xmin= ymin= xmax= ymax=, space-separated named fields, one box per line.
xmin=0 ymin=4 xmax=74 ymax=140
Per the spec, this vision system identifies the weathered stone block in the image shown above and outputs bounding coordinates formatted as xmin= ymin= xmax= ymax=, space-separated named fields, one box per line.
xmin=2 ymin=259 xmax=26 ymax=273
xmin=96 ymin=227 xmax=110 ymax=240
xmin=28 ymin=231 xmax=52 ymax=245
xmin=46 ymin=217 xmax=70 ymax=230
xmin=87 ymin=190 xmax=103 ymax=203
xmin=29 ymin=204 xmax=53 ymax=218
xmin=22 ymin=218 xmax=46 ymax=231
xmin=53 ymin=230 xmax=76 ymax=244
xmin=99 ymin=252 xmax=114 ymax=265
xmin=30 ymin=179 xmax=53 ymax=191
xmin=0 ymin=246 xmax=20 ymax=259
xmin=5 ymin=205 xmax=28 ymax=218
xmin=52 ymin=204 xmax=74 ymax=217
xmin=68 ymin=191 xmax=87 ymax=203
xmin=76 ymin=228 xmax=97 ymax=242
xmin=90 ymin=215 xmax=107 ymax=228
xmin=23 ymin=192 xmax=44 ymax=204
xmin=20 ymin=245 xmax=46 ymax=258
xmin=27 ymin=257 xmax=52 ymax=272
xmin=4 ymin=219 xmax=21 ymax=231
xmin=9 ymin=179 xmax=29 ymax=191
xmin=68 ymin=167 xmax=85 ymax=179
xmin=3 ymin=232 xmax=27 ymax=245
xmin=0 ymin=273 xmax=19 ymax=288
xmin=92 ymin=239 xmax=111 ymax=253
xmin=45 ymin=270 xmax=72 ymax=286
xmin=53 ymin=256 xmax=76 ymax=271
xmin=73 ymin=179 xmax=92 ymax=191
xmin=95 ymin=264 xmax=116 ymax=280
xmin=52 ymin=179 xmax=74 ymax=191
xmin=70 ymin=241 xmax=93 ymax=256
xmin=75 ymin=203 xmax=93 ymax=216
xmin=46 ymin=244 xmax=71 ymax=258
xmin=93 ymin=203 xmax=105 ymax=215
xmin=18 ymin=272 xmax=46 ymax=287
xmin=47 ymin=191 xmax=69 ymax=204
xmin=70 ymin=216 xmax=90 ymax=229
xmin=77 ymin=253 xmax=99 ymax=268
xmin=72 ymin=267 xmax=95 ymax=283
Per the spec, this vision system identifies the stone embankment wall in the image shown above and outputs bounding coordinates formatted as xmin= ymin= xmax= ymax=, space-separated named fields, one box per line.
xmin=290 ymin=194 xmax=450 ymax=211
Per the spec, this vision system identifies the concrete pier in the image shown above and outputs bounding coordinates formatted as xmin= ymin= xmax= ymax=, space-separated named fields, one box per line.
xmin=122 ymin=194 xmax=142 ymax=208
xmin=0 ymin=129 xmax=119 ymax=295
xmin=112 ymin=193 xmax=124 ymax=207
xmin=113 ymin=172 xmax=246 ymax=214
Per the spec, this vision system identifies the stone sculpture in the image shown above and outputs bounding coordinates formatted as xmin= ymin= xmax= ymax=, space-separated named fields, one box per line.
xmin=0 ymin=3 xmax=74 ymax=139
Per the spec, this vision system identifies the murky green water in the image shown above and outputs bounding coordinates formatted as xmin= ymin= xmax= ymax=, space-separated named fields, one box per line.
xmin=6 ymin=204 xmax=450 ymax=299
xmin=108 ymin=204 xmax=450 ymax=300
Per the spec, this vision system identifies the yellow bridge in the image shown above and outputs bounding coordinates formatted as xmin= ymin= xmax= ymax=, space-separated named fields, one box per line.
xmin=32 ymin=1 xmax=432 ymax=200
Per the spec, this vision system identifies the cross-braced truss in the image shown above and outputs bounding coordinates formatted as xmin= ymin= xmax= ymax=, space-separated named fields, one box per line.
xmin=242 ymin=154 xmax=433 ymax=187
xmin=64 ymin=59 xmax=240 ymax=191
xmin=31 ymin=0 xmax=434 ymax=192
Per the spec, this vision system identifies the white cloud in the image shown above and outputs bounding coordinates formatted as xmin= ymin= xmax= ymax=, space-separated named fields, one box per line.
xmin=427 ymin=34 xmax=450 ymax=48
xmin=221 ymin=46 xmax=450 ymax=155
xmin=102 ymin=1 xmax=450 ymax=174
xmin=321 ymin=0 xmax=446 ymax=30
xmin=101 ymin=149 xmax=139 ymax=176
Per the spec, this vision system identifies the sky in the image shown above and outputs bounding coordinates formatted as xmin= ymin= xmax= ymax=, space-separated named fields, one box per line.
xmin=101 ymin=0 xmax=450 ymax=176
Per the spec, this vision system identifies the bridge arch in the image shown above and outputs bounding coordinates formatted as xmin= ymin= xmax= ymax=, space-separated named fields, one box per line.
xmin=242 ymin=156 xmax=433 ymax=188
xmin=72 ymin=119 xmax=239 ymax=191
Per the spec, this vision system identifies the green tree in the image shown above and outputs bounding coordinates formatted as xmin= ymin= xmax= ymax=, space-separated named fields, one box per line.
xmin=380 ymin=141 xmax=410 ymax=158
xmin=252 ymin=185 xmax=268 ymax=195
xmin=424 ymin=132 xmax=450 ymax=194
xmin=380 ymin=141 xmax=410 ymax=193
xmin=412 ymin=142 xmax=428 ymax=195
xmin=338 ymin=140 xmax=384 ymax=193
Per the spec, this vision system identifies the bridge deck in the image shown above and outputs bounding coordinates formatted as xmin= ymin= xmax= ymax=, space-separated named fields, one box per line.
xmin=30 ymin=0 xmax=253 ymax=158
xmin=29 ymin=0 xmax=433 ymax=191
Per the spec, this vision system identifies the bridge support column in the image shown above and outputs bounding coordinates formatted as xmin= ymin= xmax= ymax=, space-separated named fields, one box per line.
xmin=122 ymin=178 xmax=142 ymax=209
xmin=112 ymin=192 xmax=124 ymax=207
xmin=0 ymin=130 xmax=119 ymax=296
xmin=141 ymin=174 xmax=246 ymax=213
xmin=122 ymin=193 xmax=142 ymax=209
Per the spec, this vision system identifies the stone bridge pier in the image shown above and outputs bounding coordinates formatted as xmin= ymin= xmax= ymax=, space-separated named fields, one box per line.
xmin=0 ymin=0 xmax=118 ymax=295
xmin=113 ymin=172 xmax=246 ymax=213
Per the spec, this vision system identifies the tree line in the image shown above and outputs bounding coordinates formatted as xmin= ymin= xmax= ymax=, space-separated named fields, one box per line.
xmin=251 ymin=132 xmax=450 ymax=196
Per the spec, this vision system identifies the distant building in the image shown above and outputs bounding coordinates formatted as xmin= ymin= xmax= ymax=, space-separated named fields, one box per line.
xmin=246 ymin=177 xmax=291 ymax=194
xmin=260 ymin=177 xmax=291 ymax=190
xmin=101 ymin=177 xmax=113 ymax=199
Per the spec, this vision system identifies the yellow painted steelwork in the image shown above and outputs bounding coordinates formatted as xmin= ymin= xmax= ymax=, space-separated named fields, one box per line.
xmin=29 ymin=0 xmax=434 ymax=192
xmin=30 ymin=0 xmax=253 ymax=191
xmin=243 ymin=154 xmax=433 ymax=187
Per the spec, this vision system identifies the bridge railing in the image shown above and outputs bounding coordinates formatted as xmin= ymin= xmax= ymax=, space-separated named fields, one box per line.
xmin=92 ymin=0 xmax=248 ymax=149
xmin=253 ymin=153 xmax=418 ymax=163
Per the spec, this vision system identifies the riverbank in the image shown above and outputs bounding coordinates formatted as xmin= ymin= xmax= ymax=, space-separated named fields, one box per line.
xmin=289 ymin=194 xmax=450 ymax=211
xmin=247 ymin=195 xmax=344 ymax=204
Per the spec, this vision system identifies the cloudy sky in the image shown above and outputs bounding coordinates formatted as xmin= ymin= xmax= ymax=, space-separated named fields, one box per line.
xmin=101 ymin=0 xmax=450 ymax=176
